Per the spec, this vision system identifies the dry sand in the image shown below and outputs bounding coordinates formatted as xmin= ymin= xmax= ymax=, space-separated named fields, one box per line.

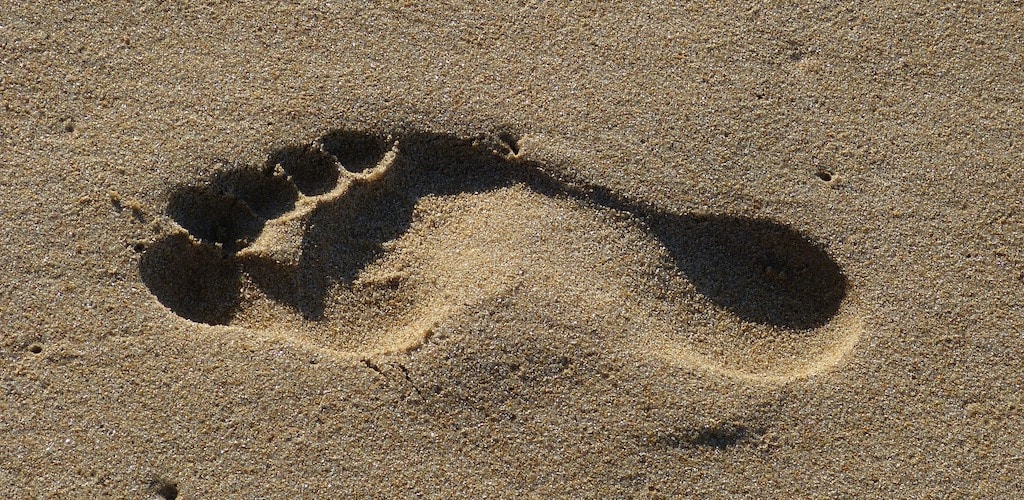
xmin=2 ymin=1 xmax=1023 ymax=497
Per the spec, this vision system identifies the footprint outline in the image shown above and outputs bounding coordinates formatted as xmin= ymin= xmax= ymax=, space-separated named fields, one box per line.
xmin=138 ymin=128 xmax=855 ymax=381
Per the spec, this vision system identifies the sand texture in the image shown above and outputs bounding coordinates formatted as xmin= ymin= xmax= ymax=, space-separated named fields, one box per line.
xmin=2 ymin=1 xmax=1023 ymax=497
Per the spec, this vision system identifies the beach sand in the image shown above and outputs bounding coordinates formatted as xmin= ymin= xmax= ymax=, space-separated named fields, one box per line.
xmin=2 ymin=1 xmax=1022 ymax=497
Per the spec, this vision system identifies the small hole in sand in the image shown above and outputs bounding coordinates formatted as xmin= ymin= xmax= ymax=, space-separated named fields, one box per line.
xmin=497 ymin=131 xmax=521 ymax=155
xmin=815 ymin=171 xmax=832 ymax=182
xmin=655 ymin=422 xmax=762 ymax=450
xmin=132 ymin=243 xmax=146 ymax=253
xmin=28 ymin=344 xmax=42 ymax=354
xmin=152 ymin=480 xmax=179 ymax=499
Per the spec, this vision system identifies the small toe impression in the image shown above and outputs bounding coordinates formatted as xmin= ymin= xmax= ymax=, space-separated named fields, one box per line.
xmin=268 ymin=145 xmax=341 ymax=196
xmin=166 ymin=167 xmax=297 ymax=252
xmin=138 ymin=233 xmax=241 ymax=325
xmin=211 ymin=167 xmax=298 ymax=218
xmin=319 ymin=130 xmax=390 ymax=174
xmin=166 ymin=186 xmax=259 ymax=252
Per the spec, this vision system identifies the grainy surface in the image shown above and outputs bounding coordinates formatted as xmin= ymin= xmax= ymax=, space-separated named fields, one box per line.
xmin=2 ymin=1 xmax=1023 ymax=497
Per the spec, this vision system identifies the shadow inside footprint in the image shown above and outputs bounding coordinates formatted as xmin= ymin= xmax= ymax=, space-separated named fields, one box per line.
xmin=245 ymin=171 xmax=421 ymax=319
xmin=140 ymin=128 xmax=847 ymax=332
xmin=320 ymin=129 xmax=392 ymax=174
xmin=138 ymin=233 xmax=241 ymax=325
xmin=475 ymin=146 xmax=848 ymax=329
xmin=165 ymin=166 xmax=297 ymax=252
xmin=267 ymin=145 xmax=339 ymax=196
xmin=644 ymin=214 xmax=846 ymax=329
xmin=246 ymin=133 xmax=520 ymax=319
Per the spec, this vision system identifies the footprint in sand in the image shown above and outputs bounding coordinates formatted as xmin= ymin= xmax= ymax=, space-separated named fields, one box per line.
xmin=138 ymin=129 xmax=861 ymax=382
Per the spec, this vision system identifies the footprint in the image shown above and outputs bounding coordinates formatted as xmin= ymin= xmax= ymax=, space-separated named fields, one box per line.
xmin=139 ymin=129 xmax=859 ymax=380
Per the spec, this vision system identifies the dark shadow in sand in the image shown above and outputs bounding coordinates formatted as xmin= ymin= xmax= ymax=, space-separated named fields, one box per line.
xmin=140 ymin=129 xmax=847 ymax=330
xmin=138 ymin=233 xmax=241 ymax=325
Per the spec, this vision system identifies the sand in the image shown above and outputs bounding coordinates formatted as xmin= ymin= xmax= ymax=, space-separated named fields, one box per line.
xmin=2 ymin=1 xmax=1022 ymax=497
